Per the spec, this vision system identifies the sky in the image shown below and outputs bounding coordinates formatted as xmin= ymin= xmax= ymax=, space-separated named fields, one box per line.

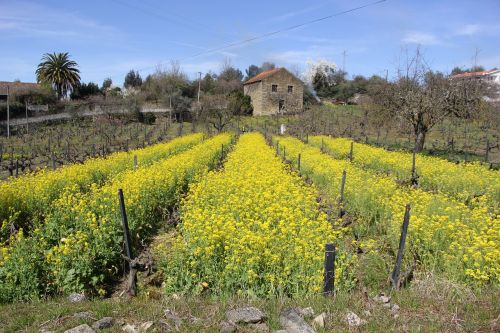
xmin=1 ymin=0 xmax=499 ymax=86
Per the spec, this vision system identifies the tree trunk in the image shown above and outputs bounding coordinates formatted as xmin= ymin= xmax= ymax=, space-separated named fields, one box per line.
xmin=414 ymin=129 xmax=426 ymax=152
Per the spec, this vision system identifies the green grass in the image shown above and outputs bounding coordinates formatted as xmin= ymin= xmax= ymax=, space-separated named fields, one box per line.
xmin=1 ymin=276 xmax=497 ymax=333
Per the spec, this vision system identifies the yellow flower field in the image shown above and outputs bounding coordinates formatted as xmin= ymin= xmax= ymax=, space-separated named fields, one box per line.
xmin=160 ymin=133 xmax=355 ymax=297
xmin=309 ymin=136 xmax=500 ymax=211
xmin=0 ymin=133 xmax=203 ymax=242
xmin=275 ymin=136 xmax=499 ymax=284
xmin=0 ymin=134 xmax=231 ymax=302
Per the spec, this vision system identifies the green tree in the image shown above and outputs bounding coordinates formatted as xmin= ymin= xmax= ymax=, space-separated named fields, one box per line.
xmin=35 ymin=52 xmax=81 ymax=99
xmin=71 ymin=82 xmax=101 ymax=99
xmin=102 ymin=78 xmax=112 ymax=91
xmin=124 ymin=70 xmax=143 ymax=88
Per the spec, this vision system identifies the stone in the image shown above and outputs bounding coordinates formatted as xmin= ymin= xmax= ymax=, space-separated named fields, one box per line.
xmin=380 ymin=295 xmax=391 ymax=303
xmin=298 ymin=307 xmax=315 ymax=318
xmin=226 ymin=307 xmax=267 ymax=324
xmin=92 ymin=317 xmax=114 ymax=330
xmin=279 ymin=308 xmax=315 ymax=333
xmin=382 ymin=303 xmax=391 ymax=308
xmin=220 ymin=321 xmax=236 ymax=333
xmin=164 ymin=309 xmax=182 ymax=328
xmin=157 ymin=319 xmax=173 ymax=331
xmin=363 ymin=310 xmax=371 ymax=317
xmin=73 ymin=312 xmax=94 ymax=319
xmin=121 ymin=324 xmax=137 ymax=333
xmin=68 ymin=293 xmax=87 ymax=303
xmin=391 ymin=304 xmax=400 ymax=313
xmin=345 ymin=311 xmax=364 ymax=327
xmin=273 ymin=331 xmax=288 ymax=333
xmin=249 ymin=322 xmax=270 ymax=332
xmin=138 ymin=321 xmax=154 ymax=332
xmin=64 ymin=324 xmax=95 ymax=333
xmin=312 ymin=312 xmax=326 ymax=328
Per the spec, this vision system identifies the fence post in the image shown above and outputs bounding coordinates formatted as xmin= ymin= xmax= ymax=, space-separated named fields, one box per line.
xmin=349 ymin=142 xmax=354 ymax=162
xmin=339 ymin=169 xmax=347 ymax=217
xmin=15 ymin=159 xmax=19 ymax=177
xmin=297 ymin=153 xmax=301 ymax=173
xmin=51 ymin=154 xmax=56 ymax=170
xmin=276 ymin=141 xmax=279 ymax=156
xmin=323 ymin=243 xmax=336 ymax=296
xmin=118 ymin=189 xmax=134 ymax=261
xmin=220 ymin=144 xmax=224 ymax=163
xmin=391 ymin=204 xmax=411 ymax=289
xmin=485 ymin=139 xmax=489 ymax=163
xmin=306 ymin=133 xmax=309 ymax=144
xmin=411 ymin=149 xmax=418 ymax=185
xmin=321 ymin=138 xmax=324 ymax=152
xmin=133 ymin=155 xmax=138 ymax=169
xmin=283 ymin=146 xmax=286 ymax=160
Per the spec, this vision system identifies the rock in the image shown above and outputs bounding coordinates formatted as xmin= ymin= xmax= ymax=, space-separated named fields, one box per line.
xmin=73 ymin=311 xmax=94 ymax=319
xmin=226 ymin=307 xmax=267 ymax=324
xmin=279 ymin=308 xmax=315 ymax=333
xmin=64 ymin=324 xmax=95 ymax=333
xmin=157 ymin=319 xmax=173 ymax=331
xmin=121 ymin=324 xmax=137 ymax=333
xmin=273 ymin=331 xmax=288 ymax=333
xmin=391 ymin=304 xmax=400 ymax=313
xmin=164 ymin=309 xmax=182 ymax=328
xmin=298 ymin=307 xmax=315 ymax=318
xmin=220 ymin=321 xmax=237 ymax=333
xmin=345 ymin=311 xmax=364 ymax=327
xmin=249 ymin=322 xmax=270 ymax=332
xmin=382 ymin=303 xmax=391 ymax=308
xmin=138 ymin=321 xmax=154 ymax=332
xmin=92 ymin=317 xmax=114 ymax=330
xmin=68 ymin=293 xmax=87 ymax=303
xmin=373 ymin=293 xmax=391 ymax=304
xmin=363 ymin=310 xmax=371 ymax=317
xmin=312 ymin=312 xmax=326 ymax=328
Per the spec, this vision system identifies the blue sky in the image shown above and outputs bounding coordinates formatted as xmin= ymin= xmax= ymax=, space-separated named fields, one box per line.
xmin=1 ymin=0 xmax=499 ymax=86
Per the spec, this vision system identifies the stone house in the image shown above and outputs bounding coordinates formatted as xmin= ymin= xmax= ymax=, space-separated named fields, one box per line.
xmin=243 ymin=68 xmax=303 ymax=116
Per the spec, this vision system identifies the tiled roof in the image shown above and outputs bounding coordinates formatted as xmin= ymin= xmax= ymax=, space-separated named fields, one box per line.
xmin=244 ymin=68 xmax=282 ymax=85
xmin=0 ymin=81 xmax=41 ymax=95
xmin=450 ymin=69 xmax=500 ymax=79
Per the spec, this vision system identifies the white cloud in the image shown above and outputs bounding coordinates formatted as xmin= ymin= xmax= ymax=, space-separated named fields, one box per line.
xmin=454 ymin=24 xmax=500 ymax=36
xmin=456 ymin=24 xmax=482 ymax=36
xmin=0 ymin=1 xmax=120 ymax=40
xmin=402 ymin=31 xmax=441 ymax=45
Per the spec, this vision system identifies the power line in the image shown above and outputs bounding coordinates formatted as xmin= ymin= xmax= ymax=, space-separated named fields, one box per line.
xmin=178 ymin=0 xmax=387 ymax=62
xmin=107 ymin=0 xmax=387 ymax=82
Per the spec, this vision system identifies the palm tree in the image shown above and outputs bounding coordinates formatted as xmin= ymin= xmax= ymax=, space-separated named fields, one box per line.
xmin=36 ymin=52 xmax=81 ymax=99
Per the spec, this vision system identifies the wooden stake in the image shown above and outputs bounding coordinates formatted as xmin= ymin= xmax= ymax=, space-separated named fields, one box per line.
xmin=323 ymin=243 xmax=336 ymax=296
xmin=118 ymin=189 xmax=134 ymax=261
xmin=391 ymin=204 xmax=411 ymax=289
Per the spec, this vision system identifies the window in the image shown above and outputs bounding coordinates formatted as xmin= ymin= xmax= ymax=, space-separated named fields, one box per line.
xmin=288 ymin=85 xmax=293 ymax=93
xmin=271 ymin=84 xmax=278 ymax=92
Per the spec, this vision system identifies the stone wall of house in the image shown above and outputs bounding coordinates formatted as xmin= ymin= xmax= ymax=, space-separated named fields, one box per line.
xmin=261 ymin=70 xmax=303 ymax=116
xmin=243 ymin=81 xmax=264 ymax=115
xmin=244 ymin=69 xmax=304 ymax=116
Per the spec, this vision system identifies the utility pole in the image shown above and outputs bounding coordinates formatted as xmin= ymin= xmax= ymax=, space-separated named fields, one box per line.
xmin=384 ymin=69 xmax=388 ymax=81
xmin=25 ymin=101 xmax=29 ymax=134
xmin=197 ymin=71 xmax=202 ymax=104
xmin=6 ymin=85 xmax=10 ymax=138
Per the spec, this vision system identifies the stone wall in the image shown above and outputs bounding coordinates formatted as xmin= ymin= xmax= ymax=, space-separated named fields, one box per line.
xmin=244 ymin=69 xmax=303 ymax=116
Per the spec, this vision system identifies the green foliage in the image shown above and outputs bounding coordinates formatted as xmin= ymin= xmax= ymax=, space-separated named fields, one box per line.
xmin=36 ymin=52 xmax=81 ymax=100
xmin=70 ymin=82 xmax=102 ymax=100
xmin=124 ymin=70 xmax=143 ymax=88
xmin=101 ymin=78 xmax=112 ymax=91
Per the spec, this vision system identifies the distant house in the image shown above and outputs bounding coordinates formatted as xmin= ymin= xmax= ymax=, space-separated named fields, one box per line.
xmin=450 ymin=69 xmax=500 ymax=84
xmin=243 ymin=68 xmax=303 ymax=116
xmin=0 ymin=81 xmax=41 ymax=96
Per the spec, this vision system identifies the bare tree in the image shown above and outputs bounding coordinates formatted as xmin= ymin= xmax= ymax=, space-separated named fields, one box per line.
xmin=371 ymin=48 xmax=486 ymax=152
xmin=199 ymin=94 xmax=232 ymax=132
